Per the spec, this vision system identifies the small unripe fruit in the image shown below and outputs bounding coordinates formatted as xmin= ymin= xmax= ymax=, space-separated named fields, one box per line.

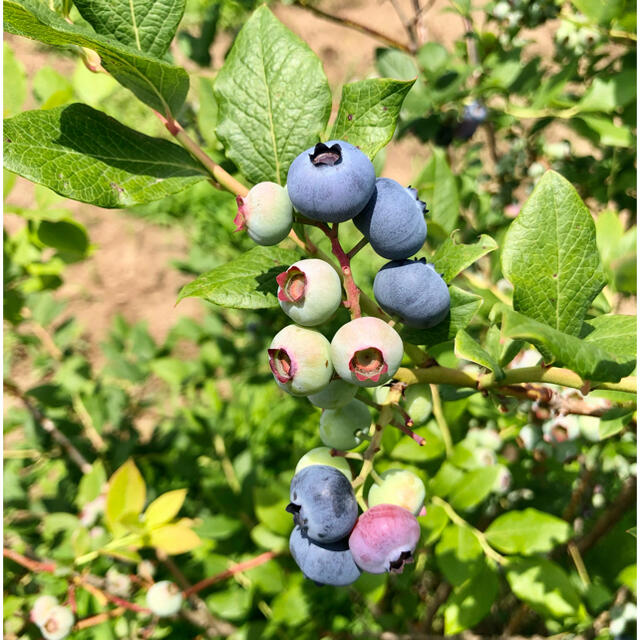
xmin=308 ymin=379 xmax=357 ymax=409
xmin=319 ymin=399 xmax=371 ymax=450
xmin=331 ymin=317 xmax=403 ymax=387
xmin=31 ymin=595 xmax=58 ymax=626
xmin=288 ymin=465 xmax=358 ymax=543
xmin=367 ymin=469 xmax=426 ymax=515
xmin=466 ymin=427 xmax=501 ymax=451
xmin=542 ymin=415 xmax=579 ymax=444
xmin=349 ymin=504 xmax=420 ymax=574
xmin=235 ymin=182 xmax=293 ymax=246
xmin=295 ymin=447 xmax=352 ymax=479
xmin=39 ymin=605 xmax=74 ymax=640
xmin=146 ymin=581 xmax=183 ymax=617
xmin=373 ymin=259 xmax=450 ymax=329
xmin=268 ymin=325 xmax=333 ymax=396
xmin=287 ymin=140 xmax=376 ymax=223
xmin=277 ymin=259 xmax=342 ymax=326
xmin=404 ymin=384 xmax=432 ymax=425
xmin=493 ymin=465 xmax=512 ymax=494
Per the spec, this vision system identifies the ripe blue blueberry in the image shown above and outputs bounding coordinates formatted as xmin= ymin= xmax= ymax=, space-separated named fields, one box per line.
xmin=348 ymin=504 xmax=421 ymax=574
xmin=235 ymin=182 xmax=293 ymax=245
xmin=295 ymin=447 xmax=352 ymax=479
xmin=353 ymin=178 xmax=427 ymax=260
xmin=146 ymin=581 xmax=183 ymax=617
xmin=319 ymin=399 xmax=371 ymax=450
xmin=268 ymin=325 xmax=333 ymax=396
xmin=308 ymin=378 xmax=357 ymax=409
xmin=373 ymin=259 xmax=450 ymax=328
xmin=287 ymin=464 xmax=358 ymax=543
xmin=454 ymin=100 xmax=488 ymax=140
xmin=289 ymin=526 xmax=361 ymax=586
xmin=277 ymin=259 xmax=342 ymax=326
xmin=331 ymin=317 xmax=403 ymax=387
xmin=286 ymin=140 xmax=376 ymax=223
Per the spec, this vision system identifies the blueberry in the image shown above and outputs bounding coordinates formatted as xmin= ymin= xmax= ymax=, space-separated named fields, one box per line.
xmin=289 ymin=526 xmax=361 ymax=586
xmin=31 ymin=595 xmax=58 ymax=626
xmin=404 ymin=384 xmax=432 ymax=425
xmin=367 ymin=469 xmax=426 ymax=516
xmin=286 ymin=140 xmax=376 ymax=223
xmin=235 ymin=182 xmax=293 ymax=245
xmin=348 ymin=504 xmax=421 ymax=574
xmin=373 ymin=259 xmax=450 ymax=328
xmin=146 ymin=581 xmax=183 ymax=617
xmin=331 ymin=317 xmax=403 ymax=387
xmin=295 ymin=447 xmax=352 ymax=480
xmin=319 ymin=399 xmax=371 ymax=450
xmin=268 ymin=325 xmax=333 ymax=396
xmin=277 ymin=259 xmax=343 ymax=326
xmin=38 ymin=605 xmax=75 ymax=640
xmin=287 ymin=465 xmax=358 ymax=543
xmin=454 ymin=100 xmax=488 ymax=141
xmin=353 ymin=178 xmax=427 ymax=260
xmin=308 ymin=378 xmax=357 ymax=410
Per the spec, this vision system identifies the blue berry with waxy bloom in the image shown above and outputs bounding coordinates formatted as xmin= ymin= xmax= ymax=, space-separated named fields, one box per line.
xmin=290 ymin=526 xmax=361 ymax=586
xmin=454 ymin=100 xmax=488 ymax=140
xmin=353 ymin=177 xmax=427 ymax=260
xmin=286 ymin=140 xmax=376 ymax=223
xmin=234 ymin=182 xmax=293 ymax=245
xmin=268 ymin=325 xmax=333 ymax=396
xmin=277 ymin=259 xmax=342 ymax=326
xmin=146 ymin=581 xmax=183 ymax=617
xmin=308 ymin=378 xmax=357 ymax=409
xmin=373 ymin=259 xmax=450 ymax=329
xmin=287 ymin=464 xmax=358 ymax=543
xmin=295 ymin=446 xmax=352 ymax=480
xmin=319 ymin=399 xmax=371 ymax=450
xmin=348 ymin=503 xmax=421 ymax=574
xmin=331 ymin=317 xmax=403 ymax=387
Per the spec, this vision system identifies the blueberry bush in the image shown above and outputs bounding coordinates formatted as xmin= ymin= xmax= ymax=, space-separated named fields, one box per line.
xmin=3 ymin=0 xmax=637 ymax=638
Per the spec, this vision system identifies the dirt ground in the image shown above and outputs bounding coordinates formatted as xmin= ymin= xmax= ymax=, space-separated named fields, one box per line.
xmin=3 ymin=0 xmax=635 ymax=360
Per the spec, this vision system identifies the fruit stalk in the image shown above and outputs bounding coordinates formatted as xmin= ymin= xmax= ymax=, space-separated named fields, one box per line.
xmin=326 ymin=224 xmax=361 ymax=319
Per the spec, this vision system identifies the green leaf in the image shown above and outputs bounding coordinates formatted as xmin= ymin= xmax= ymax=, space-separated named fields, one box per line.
xmin=455 ymin=330 xmax=504 ymax=380
xmin=331 ymin=78 xmax=415 ymax=160
xmin=400 ymin=286 xmax=482 ymax=347
xmin=4 ymin=104 xmax=206 ymax=207
xmin=391 ymin=421 xmax=445 ymax=462
xmin=580 ymin=315 xmax=636 ymax=362
xmin=485 ymin=508 xmax=571 ymax=555
xmin=375 ymin=47 xmax=418 ymax=80
xmin=76 ymin=461 xmax=106 ymax=508
xmin=599 ymin=407 xmax=634 ymax=439
xmin=33 ymin=67 xmax=73 ymax=109
xmin=73 ymin=0 xmax=185 ymax=57
xmin=432 ymin=233 xmax=498 ymax=283
xmin=435 ymin=523 xmax=485 ymax=587
xmin=444 ymin=562 xmax=499 ymax=634
xmin=177 ymin=246 xmax=301 ymax=309
xmin=418 ymin=504 xmax=449 ymax=545
xmin=3 ymin=42 xmax=26 ymax=117
xmin=36 ymin=219 xmax=89 ymax=256
xmin=416 ymin=147 xmax=459 ymax=235
xmin=577 ymin=71 xmax=636 ymax=113
xmin=571 ymin=115 xmax=633 ymax=148
xmin=617 ymin=564 xmax=636 ymax=595
xmin=105 ymin=459 xmax=146 ymax=533
xmin=506 ymin=557 xmax=583 ymax=619
xmin=254 ymin=486 xmax=292 ymax=536
xmin=570 ymin=0 xmax=626 ymax=25
xmin=4 ymin=0 xmax=189 ymax=115
xmin=430 ymin=461 xmax=465 ymax=498
xmin=449 ymin=467 xmax=500 ymax=511
xmin=149 ymin=523 xmax=201 ymax=554
xmin=250 ymin=523 xmax=289 ymax=553
xmin=501 ymin=307 xmax=636 ymax=383
xmin=214 ymin=6 xmax=331 ymax=185
xmin=502 ymin=171 xmax=606 ymax=336
xmin=144 ymin=489 xmax=187 ymax=528
xmin=207 ymin=585 xmax=251 ymax=621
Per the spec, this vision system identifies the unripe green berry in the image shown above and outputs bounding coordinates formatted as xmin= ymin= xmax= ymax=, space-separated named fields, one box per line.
xmin=319 ymin=399 xmax=371 ymax=450
xmin=367 ymin=469 xmax=426 ymax=515
xmin=295 ymin=446 xmax=352 ymax=480
xmin=235 ymin=182 xmax=293 ymax=246
xmin=146 ymin=581 xmax=183 ymax=617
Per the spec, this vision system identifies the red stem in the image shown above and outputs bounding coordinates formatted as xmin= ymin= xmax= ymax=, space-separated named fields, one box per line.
xmin=391 ymin=419 xmax=426 ymax=446
xmin=184 ymin=551 xmax=278 ymax=597
xmin=326 ymin=224 xmax=362 ymax=318
xmin=3 ymin=547 xmax=56 ymax=573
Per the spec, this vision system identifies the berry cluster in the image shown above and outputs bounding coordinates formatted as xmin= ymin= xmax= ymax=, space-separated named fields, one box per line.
xmin=236 ymin=140 xmax=451 ymax=585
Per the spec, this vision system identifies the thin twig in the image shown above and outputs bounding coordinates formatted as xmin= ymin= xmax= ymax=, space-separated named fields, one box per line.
xmin=430 ymin=384 xmax=453 ymax=457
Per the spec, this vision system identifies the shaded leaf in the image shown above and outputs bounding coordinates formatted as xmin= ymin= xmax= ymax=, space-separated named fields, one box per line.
xmin=435 ymin=523 xmax=484 ymax=587
xmin=416 ymin=147 xmax=459 ymax=234
xmin=3 ymin=42 xmax=26 ymax=117
xmin=449 ymin=467 xmax=500 ymax=511
xmin=432 ymin=233 xmax=498 ymax=283
xmin=455 ymin=330 xmax=504 ymax=379
xmin=177 ymin=246 xmax=301 ymax=309
xmin=214 ymin=6 xmax=331 ymax=185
